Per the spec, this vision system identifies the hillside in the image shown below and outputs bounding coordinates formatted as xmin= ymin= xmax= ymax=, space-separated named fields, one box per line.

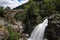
xmin=0 ymin=0 xmax=60 ymax=40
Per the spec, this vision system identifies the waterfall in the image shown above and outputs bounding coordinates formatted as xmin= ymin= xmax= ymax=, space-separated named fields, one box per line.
xmin=28 ymin=18 xmax=48 ymax=40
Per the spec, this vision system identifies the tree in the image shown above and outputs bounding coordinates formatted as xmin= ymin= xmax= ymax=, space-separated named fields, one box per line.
xmin=0 ymin=6 xmax=6 ymax=17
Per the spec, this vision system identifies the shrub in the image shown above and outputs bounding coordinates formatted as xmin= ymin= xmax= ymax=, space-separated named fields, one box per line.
xmin=7 ymin=26 xmax=20 ymax=40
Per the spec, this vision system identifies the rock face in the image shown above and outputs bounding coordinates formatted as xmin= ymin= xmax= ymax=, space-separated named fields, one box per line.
xmin=12 ymin=21 xmax=24 ymax=33
xmin=0 ymin=25 xmax=9 ymax=40
xmin=0 ymin=30 xmax=4 ymax=40
xmin=44 ymin=14 xmax=60 ymax=40
xmin=0 ymin=17 xmax=24 ymax=40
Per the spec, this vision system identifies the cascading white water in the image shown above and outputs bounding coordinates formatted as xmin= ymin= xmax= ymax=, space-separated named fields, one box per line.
xmin=28 ymin=18 xmax=48 ymax=40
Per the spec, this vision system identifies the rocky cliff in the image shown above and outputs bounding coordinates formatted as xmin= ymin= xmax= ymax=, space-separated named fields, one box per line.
xmin=44 ymin=14 xmax=60 ymax=40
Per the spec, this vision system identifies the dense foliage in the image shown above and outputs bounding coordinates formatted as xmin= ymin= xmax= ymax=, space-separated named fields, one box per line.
xmin=15 ymin=0 xmax=60 ymax=24
xmin=14 ymin=0 xmax=60 ymax=34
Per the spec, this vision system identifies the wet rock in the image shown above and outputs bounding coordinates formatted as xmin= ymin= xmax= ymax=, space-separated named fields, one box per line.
xmin=44 ymin=14 xmax=60 ymax=40
xmin=19 ymin=34 xmax=28 ymax=40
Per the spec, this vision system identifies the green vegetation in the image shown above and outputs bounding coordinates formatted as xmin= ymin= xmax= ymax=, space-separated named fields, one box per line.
xmin=7 ymin=26 xmax=20 ymax=40
xmin=0 ymin=7 xmax=6 ymax=17
xmin=14 ymin=0 xmax=54 ymax=24
xmin=0 ymin=0 xmax=60 ymax=40
xmin=14 ymin=0 xmax=60 ymax=35
xmin=14 ymin=12 xmax=26 ymax=21
xmin=15 ymin=0 xmax=60 ymax=24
